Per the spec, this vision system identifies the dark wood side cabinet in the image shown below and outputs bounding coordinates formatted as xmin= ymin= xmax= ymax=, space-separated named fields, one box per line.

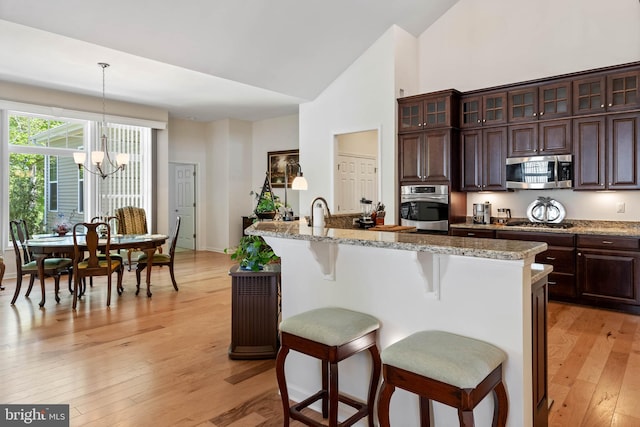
xmin=228 ymin=264 xmax=280 ymax=359
xmin=577 ymin=235 xmax=640 ymax=308
xmin=532 ymin=275 xmax=549 ymax=427
xmin=574 ymin=113 xmax=640 ymax=190
xmin=496 ymin=231 xmax=577 ymax=300
xmin=242 ymin=216 xmax=255 ymax=236
xmin=461 ymin=126 xmax=507 ymax=191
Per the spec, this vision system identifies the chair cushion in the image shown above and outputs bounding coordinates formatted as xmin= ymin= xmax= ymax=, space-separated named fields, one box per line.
xmin=280 ymin=307 xmax=380 ymax=346
xmin=137 ymin=253 xmax=171 ymax=263
xmin=77 ymin=260 xmax=121 ymax=270
xmin=22 ymin=258 xmax=73 ymax=271
xmin=381 ymin=330 xmax=507 ymax=389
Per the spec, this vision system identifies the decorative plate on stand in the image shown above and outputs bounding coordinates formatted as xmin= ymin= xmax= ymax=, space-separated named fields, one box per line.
xmin=526 ymin=197 xmax=566 ymax=223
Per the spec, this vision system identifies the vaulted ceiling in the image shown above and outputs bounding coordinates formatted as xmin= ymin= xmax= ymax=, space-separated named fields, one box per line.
xmin=0 ymin=0 xmax=458 ymax=121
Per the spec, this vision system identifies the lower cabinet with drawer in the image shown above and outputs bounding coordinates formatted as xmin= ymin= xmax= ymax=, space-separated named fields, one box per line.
xmin=450 ymin=228 xmax=496 ymax=238
xmin=577 ymin=235 xmax=640 ymax=311
xmin=496 ymin=230 xmax=577 ymax=300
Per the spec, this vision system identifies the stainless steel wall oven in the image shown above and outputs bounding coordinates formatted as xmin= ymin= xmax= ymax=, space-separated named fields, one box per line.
xmin=400 ymin=185 xmax=449 ymax=233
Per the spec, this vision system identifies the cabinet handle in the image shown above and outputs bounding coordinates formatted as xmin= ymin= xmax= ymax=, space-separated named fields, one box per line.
xmin=602 ymin=241 xmax=613 ymax=244
xmin=578 ymin=252 xmax=582 ymax=256
xmin=548 ymin=281 xmax=557 ymax=285
xmin=482 ymin=119 xmax=486 ymax=123
xmin=600 ymin=104 xmax=605 ymax=108
xmin=467 ymin=233 xmax=476 ymax=236
xmin=423 ymin=122 xmax=427 ymax=126
xmin=533 ymin=112 xmax=537 ymax=116
xmin=539 ymin=112 xmax=544 ymax=116
xmin=608 ymin=103 xmax=612 ymax=107
xmin=533 ymin=149 xmax=538 ymax=152
xmin=545 ymin=256 xmax=556 ymax=260
xmin=418 ymin=123 xmax=422 ymax=127
xmin=477 ymin=119 xmax=481 ymax=123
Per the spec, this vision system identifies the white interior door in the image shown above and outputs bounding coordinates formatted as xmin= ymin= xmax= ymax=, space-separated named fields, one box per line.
xmin=172 ymin=163 xmax=196 ymax=249
xmin=335 ymin=154 xmax=377 ymax=214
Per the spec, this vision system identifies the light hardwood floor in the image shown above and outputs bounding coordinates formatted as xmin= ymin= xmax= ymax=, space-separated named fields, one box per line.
xmin=1 ymin=251 xmax=639 ymax=426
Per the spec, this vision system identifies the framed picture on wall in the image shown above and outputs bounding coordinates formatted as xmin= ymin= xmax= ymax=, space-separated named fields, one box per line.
xmin=268 ymin=149 xmax=299 ymax=188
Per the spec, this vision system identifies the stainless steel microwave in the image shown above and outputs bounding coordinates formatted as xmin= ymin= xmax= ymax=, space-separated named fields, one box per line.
xmin=505 ymin=154 xmax=573 ymax=189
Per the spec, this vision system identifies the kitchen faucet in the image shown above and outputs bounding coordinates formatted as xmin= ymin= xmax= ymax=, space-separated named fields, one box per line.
xmin=308 ymin=197 xmax=331 ymax=226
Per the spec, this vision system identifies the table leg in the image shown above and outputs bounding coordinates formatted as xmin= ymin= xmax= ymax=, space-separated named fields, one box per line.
xmin=144 ymin=247 xmax=155 ymax=297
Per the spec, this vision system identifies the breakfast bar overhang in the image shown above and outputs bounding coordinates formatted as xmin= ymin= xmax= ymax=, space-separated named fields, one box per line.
xmin=247 ymin=221 xmax=550 ymax=426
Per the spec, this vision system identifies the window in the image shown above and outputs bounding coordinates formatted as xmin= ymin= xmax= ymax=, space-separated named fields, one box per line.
xmin=6 ymin=111 xmax=152 ymax=235
xmin=48 ymin=156 xmax=58 ymax=211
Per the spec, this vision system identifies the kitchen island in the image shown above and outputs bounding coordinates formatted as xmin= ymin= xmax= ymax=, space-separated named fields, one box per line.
xmin=247 ymin=221 xmax=549 ymax=426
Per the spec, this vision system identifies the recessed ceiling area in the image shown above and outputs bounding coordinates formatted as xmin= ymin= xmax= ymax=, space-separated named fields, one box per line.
xmin=0 ymin=0 xmax=459 ymax=121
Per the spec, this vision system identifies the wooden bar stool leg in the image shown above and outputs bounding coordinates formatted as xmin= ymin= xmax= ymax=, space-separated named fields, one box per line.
xmin=377 ymin=381 xmax=395 ymax=427
xmin=275 ymin=345 xmax=291 ymax=427
xmin=419 ymin=396 xmax=431 ymax=427
xmin=492 ymin=381 xmax=508 ymax=427
xmin=329 ymin=361 xmax=339 ymax=427
xmin=458 ymin=409 xmax=474 ymax=427
xmin=367 ymin=345 xmax=382 ymax=427
xmin=322 ymin=359 xmax=329 ymax=418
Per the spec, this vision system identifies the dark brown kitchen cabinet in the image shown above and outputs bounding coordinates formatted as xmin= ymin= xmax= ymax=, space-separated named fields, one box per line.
xmin=577 ymin=235 xmax=640 ymax=308
xmin=574 ymin=113 xmax=640 ymax=190
xmin=399 ymin=130 xmax=452 ymax=184
xmin=398 ymin=90 xmax=460 ymax=133
xmin=450 ymin=228 xmax=495 ymax=238
xmin=461 ymin=127 xmax=507 ymax=191
xmin=607 ymin=70 xmax=639 ymax=112
xmin=572 ymin=69 xmax=639 ymax=115
xmin=496 ymin=230 xmax=576 ymax=300
xmin=460 ymin=92 xmax=507 ymax=128
xmin=531 ymin=276 xmax=549 ymax=427
xmin=507 ymin=119 xmax=571 ymax=157
xmin=573 ymin=75 xmax=607 ymax=115
xmin=508 ymin=81 xmax=572 ymax=123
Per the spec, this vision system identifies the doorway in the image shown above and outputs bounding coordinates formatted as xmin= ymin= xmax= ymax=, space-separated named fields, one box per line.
xmin=334 ymin=130 xmax=379 ymax=214
xmin=169 ymin=162 xmax=196 ymax=250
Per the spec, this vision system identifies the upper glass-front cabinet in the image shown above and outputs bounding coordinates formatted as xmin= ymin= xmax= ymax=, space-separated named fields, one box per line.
xmin=460 ymin=92 xmax=507 ymax=128
xmin=508 ymin=81 xmax=571 ymax=123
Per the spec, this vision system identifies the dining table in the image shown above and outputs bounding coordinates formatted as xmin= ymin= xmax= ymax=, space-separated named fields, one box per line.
xmin=26 ymin=232 xmax=168 ymax=306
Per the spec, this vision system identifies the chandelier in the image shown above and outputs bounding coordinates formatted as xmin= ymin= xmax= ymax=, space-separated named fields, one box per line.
xmin=73 ymin=62 xmax=129 ymax=179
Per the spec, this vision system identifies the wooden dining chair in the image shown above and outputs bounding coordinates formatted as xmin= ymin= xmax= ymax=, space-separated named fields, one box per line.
xmin=0 ymin=256 xmax=5 ymax=291
xmin=135 ymin=216 xmax=181 ymax=293
xmin=9 ymin=219 xmax=73 ymax=306
xmin=72 ymin=222 xmax=123 ymax=309
xmin=114 ymin=206 xmax=161 ymax=271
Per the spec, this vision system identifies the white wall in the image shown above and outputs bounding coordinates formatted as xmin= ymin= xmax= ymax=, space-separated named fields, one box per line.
xmin=251 ymin=114 xmax=300 ymax=217
xmin=417 ymin=0 xmax=640 ymax=221
xmin=299 ymin=26 xmax=402 ymax=223
xmin=166 ymin=118 xmax=207 ymax=248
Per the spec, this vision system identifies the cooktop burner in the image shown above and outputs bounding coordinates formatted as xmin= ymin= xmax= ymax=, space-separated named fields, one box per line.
xmin=505 ymin=221 xmax=574 ymax=229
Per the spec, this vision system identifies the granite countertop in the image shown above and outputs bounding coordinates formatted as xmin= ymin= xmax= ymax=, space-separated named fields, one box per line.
xmin=247 ymin=220 xmax=547 ymax=261
xmin=451 ymin=219 xmax=640 ymax=237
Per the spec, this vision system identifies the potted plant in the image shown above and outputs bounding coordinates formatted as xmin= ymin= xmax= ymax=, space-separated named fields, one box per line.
xmin=225 ymin=235 xmax=280 ymax=271
xmin=253 ymin=191 xmax=283 ymax=220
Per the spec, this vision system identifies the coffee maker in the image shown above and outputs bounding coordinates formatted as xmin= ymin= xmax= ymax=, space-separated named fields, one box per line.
xmin=473 ymin=201 xmax=491 ymax=224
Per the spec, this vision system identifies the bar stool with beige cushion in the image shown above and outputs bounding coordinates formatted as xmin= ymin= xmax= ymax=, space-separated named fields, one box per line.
xmin=377 ymin=330 xmax=508 ymax=427
xmin=276 ymin=307 xmax=382 ymax=427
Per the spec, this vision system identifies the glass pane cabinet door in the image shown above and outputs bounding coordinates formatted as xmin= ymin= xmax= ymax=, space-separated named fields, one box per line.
xmin=425 ymin=98 xmax=448 ymax=126
xmin=573 ymin=77 xmax=606 ymax=115
xmin=607 ymin=71 xmax=639 ymax=112
xmin=483 ymin=93 xmax=506 ymax=125
xmin=540 ymin=82 xmax=571 ymax=118
xmin=461 ymin=97 xmax=480 ymax=127
xmin=399 ymin=103 xmax=423 ymax=131
xmin=509 ymin=89 xmax=537 ymax=122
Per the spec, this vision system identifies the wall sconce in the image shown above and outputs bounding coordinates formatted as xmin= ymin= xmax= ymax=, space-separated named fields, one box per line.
xmin=284 ymin=161 xmax=308 ymax=221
